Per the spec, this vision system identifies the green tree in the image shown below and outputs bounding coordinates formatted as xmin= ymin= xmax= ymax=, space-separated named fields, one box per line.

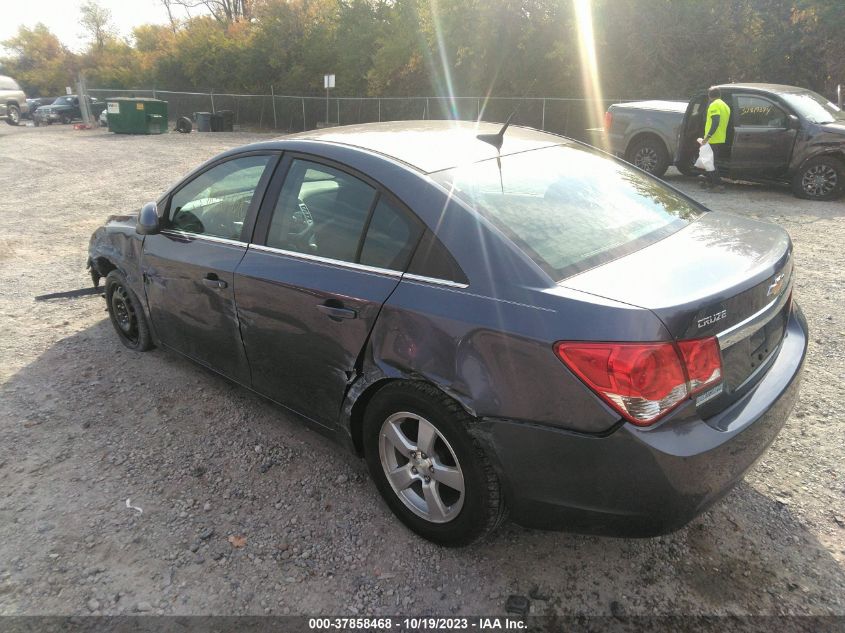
xmin=0 ymin=24 xmax=76 ymax=96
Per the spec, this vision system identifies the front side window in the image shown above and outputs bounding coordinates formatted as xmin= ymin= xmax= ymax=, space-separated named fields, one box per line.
xmin=169 ymin=154 xmax=271 ymax=241
xmin=432 ymin=145 xmax=702 ymax=280
xmin=735 ymin=96 xmax=788 ymax=128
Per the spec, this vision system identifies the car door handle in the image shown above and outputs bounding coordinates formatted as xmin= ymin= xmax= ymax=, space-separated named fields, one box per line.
xmin=202 ymin=274 xmax=227 ymax=289
xmin=316 ymin=304 xmax=357 ymax=321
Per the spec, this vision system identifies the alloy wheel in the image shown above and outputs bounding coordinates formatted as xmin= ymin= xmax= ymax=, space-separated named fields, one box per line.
xmin=378 ymin=411 xmax=465 ymax=523
xmin=9 ymin=108 xmax=20 ymax=124
xmin=801 ymin=164 xmax=838 ymax=198
xmin=634 ymin=146 xmax=659 ymax=172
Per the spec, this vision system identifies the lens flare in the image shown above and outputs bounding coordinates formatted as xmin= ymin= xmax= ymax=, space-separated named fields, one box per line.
xmin=573 ymin=0 xmax=608 ymax=149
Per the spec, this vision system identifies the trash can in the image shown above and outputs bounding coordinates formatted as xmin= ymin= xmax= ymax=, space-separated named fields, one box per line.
xmin=195 ymin=112 xmax=212 ymax=132
xmin=210 ymin=112 xmax=223 ymax=132
xmin=218 ymin=110 xmax=234 ymax=131
xmin=107 ymin=98 xmax=168 ymax=134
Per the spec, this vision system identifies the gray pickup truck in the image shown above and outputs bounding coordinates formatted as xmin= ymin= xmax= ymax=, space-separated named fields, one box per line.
xmin=604 ymin=83 xmax=845 ymax=201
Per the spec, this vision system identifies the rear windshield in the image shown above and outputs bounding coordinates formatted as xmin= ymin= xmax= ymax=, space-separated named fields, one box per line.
xmin=432 ymin=144 xmax=702 ymax=280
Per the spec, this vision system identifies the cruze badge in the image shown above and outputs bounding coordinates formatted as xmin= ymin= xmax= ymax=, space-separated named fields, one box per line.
xmin=767 ymin=273 xmax=786 ymax=297
xmin=698 ymin=309 xmax=727 ymax=329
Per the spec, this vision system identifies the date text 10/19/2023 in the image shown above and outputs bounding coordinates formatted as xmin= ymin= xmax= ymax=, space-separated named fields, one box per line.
xmin=309 ymin=617 xmax=527 ymax=630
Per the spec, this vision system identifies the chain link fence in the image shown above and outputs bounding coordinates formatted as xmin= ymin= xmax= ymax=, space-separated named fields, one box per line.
xmin=88 ymin=88 xmax=672 ymax=141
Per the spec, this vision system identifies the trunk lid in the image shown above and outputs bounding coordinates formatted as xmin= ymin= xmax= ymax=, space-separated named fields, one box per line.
xmin=562 ymin=212 xmax=793 ymax=414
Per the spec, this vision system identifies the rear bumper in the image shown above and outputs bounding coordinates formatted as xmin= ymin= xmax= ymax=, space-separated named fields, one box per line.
xmin=473 ymin=306 xmax=808 ymax=537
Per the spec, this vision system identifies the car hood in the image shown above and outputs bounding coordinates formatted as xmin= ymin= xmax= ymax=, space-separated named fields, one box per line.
xmin=819 ymin=122 xmax=845 ymax=136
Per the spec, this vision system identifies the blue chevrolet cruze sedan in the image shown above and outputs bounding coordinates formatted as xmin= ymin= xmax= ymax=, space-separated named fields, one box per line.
xmin=88 ymin=121 xmax=807 ymax=545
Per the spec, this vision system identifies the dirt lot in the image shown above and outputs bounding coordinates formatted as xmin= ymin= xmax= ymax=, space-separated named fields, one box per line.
xmin=0 ymin=123 xmax=843 ymax=618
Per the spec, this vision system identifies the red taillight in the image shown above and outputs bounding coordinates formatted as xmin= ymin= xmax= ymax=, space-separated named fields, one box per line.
xmin=554 ymin=338 xmax=722 ymax=426
xmin=603 ymin=110 xmax=613 ymax=131
xmin=677 ymin=338 xmax=722 ymax=395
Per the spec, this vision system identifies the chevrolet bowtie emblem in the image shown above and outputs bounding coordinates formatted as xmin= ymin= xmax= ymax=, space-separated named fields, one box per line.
xmin=767 ymin=273 xmax=786 ymax=297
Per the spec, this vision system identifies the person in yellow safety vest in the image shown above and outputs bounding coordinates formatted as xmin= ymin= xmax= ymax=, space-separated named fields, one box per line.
xmin=699 ymin=86 xmax=731 ymax=192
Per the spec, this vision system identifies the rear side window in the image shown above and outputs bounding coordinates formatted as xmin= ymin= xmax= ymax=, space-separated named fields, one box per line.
xmin=266 ymin=159 xmax=377 ymax=263
xmin=359 ymin=197 xmax=423 ymax=271
xmin=407 ymin=231 xmax=468 ymax=285
xmin=432 ymin=144 xmax=701 ymax=280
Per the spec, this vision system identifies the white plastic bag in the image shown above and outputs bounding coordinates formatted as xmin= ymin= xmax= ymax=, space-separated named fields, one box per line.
xmin=695 ymin=142 xmax=715 ymax=171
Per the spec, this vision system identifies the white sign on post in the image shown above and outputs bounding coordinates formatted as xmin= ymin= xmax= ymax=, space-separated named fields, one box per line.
xmin=324 ymin=74 xmax=335 ymax=89
xmin=66 ymin=86 xmax=72 ymax=95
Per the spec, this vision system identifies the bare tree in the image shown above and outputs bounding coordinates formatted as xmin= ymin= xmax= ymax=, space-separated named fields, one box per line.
xmin=160 ymin=0 xmax=254 ymax=24
xmin=79 ymin=0 xmax=114 ymax=51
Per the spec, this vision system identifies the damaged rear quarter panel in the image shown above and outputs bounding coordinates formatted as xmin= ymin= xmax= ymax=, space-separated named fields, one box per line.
xmin=354 ymin=280 xmax=660 ymax=436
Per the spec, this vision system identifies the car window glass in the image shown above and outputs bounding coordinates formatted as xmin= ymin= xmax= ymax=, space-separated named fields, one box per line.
xmin=433 ymin=144 xmax=699 ymax=280
xmin=169 ymin=155 xmax=271 ymax=241
xmin=359 ymin=197 xmax=423 ymax=271
xmin=407 ymin=231 xmax=468 ymax=284
xmin=266 ymin=159 xmax=377 ymax=263
xmin=736 ymin=96 xmax=787 ymax=128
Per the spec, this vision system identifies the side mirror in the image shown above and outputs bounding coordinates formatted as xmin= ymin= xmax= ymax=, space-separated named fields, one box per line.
xmin=136 ymin=201 xmax=161 ymax=235
xmin=787 ymin=114 xmax=800 ymax=130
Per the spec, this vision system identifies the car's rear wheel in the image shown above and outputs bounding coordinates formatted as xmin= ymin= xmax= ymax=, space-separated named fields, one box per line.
xmin=363 ymin=382 xmax=505 ymax=546
xmin=626 ymin=136 xmax=670 ymax=177
xmin=105 ymin=270 xmax=154 ymax=351
xmin=792 ymin=156 xmax=844 ymax=201
xmin=61 ymin=114 xmax=71 ymax=125
xmin=5 ymin=104 xmax=20 ymax=126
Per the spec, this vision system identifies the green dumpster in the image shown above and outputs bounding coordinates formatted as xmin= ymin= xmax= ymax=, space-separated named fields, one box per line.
xmin=106 ymin=98 xmax=168 ymax=135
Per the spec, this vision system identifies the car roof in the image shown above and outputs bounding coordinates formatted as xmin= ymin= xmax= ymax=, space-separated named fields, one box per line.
xmin=281 ymin=120 xmax=566 ymax=173
xmin=715 ymin=83 xmax=815 ymax=95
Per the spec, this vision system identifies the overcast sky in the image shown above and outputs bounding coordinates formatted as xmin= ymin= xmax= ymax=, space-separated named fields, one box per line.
xmin=2 ymin=0 xmax=181 ymax=52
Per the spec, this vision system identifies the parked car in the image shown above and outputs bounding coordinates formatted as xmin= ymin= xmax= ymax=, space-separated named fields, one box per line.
xmin=24 ymin=97 xmax=56 ymax=120
xmin=0 ymin=75 xmax=29 ymax=125
xmin=605 ymin=83 xmax=845 ymax=200
xmin=34 ymin=95 xmax=106 ymax=125
xmin=88 ymin=121 xmax=807 ymax=546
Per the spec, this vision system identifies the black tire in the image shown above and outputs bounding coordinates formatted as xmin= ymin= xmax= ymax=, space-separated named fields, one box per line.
xmin=176 ymin=116 xmax=193 ymax=133
xmin=675 ymin=153 xmax=697 ymax=176
xmin=104 ymin=270 xmax=154 ymax=352
xmin=363 ymin=381 xmax=506 ymax=546
xmin=791 ymin=156 xmax=844 ymax=201
xmin=5 ymin=104 xmax=20 ymax=126
xmin=61 ymin=114 xmax=72 ymax=125
xmin=626 ymin=136 xmax=670 ymax=177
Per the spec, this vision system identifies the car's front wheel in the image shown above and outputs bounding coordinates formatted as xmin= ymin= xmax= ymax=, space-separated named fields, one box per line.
xmin=105 ymin=270 xmax=154 ymax=351
xmin=5 ymin=104 xmax=20 ymax=126
xmin=792 ymin=156 xmax=844 ymax=201
xmin=363 ymin=382 xmax=506 ymax=546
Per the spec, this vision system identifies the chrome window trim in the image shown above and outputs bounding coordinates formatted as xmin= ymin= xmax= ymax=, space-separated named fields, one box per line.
xmin=248 ymin=243 xmax=403 ymax=278
xmin=161 ymin=229 xmax=246 ymax=247
xmin=402 ymin=273 xmax=469 ymax=289
xmin=717 ymin=276 xmax=793 ymax=350
xmin=246 ymin=244 xmax=470 ymax=288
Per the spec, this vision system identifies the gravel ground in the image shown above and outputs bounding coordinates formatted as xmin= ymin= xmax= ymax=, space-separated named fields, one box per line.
xmin=0 ymin=123 xmax=843 ymax=617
